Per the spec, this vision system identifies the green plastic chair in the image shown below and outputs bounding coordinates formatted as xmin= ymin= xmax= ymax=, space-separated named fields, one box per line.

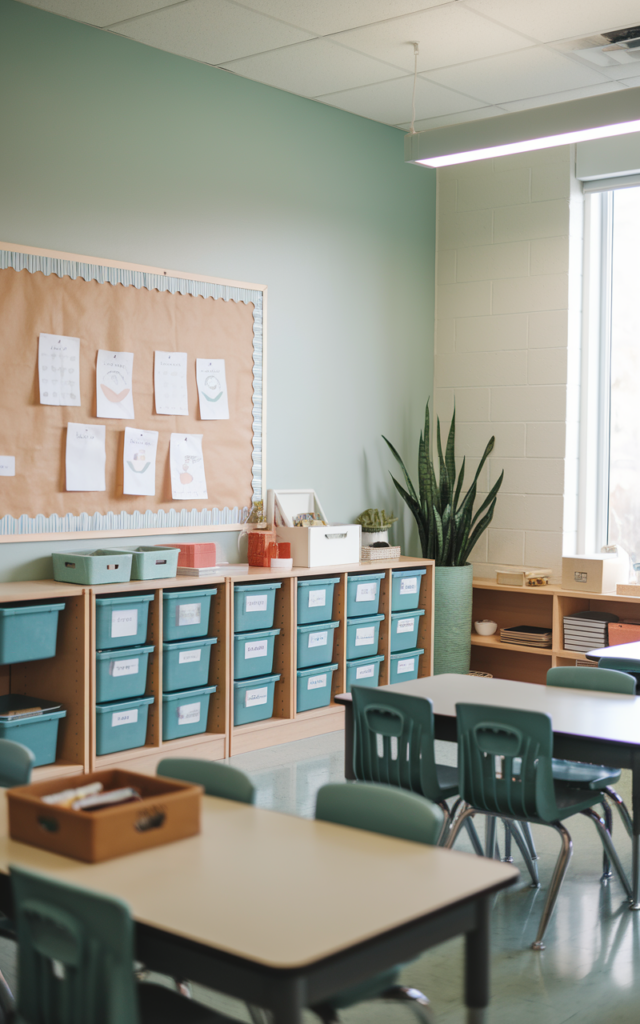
xmin=9 ymin=864 xmax=238 ymax=1024
xmin=313 ymin=782 xmax=440 ymax=1024
xmin=157 ymin=758 xmax=255 ymax=804
xmin=446 ymin=703 xmax=632 ymax=950
xmin=0 ymin=740 xmax=34 ymax=789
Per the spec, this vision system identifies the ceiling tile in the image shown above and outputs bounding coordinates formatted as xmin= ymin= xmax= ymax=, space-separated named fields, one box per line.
xmin=109 ymin=0 xmax=312 ymax=64
xmin=221 ymin=38 xmax=401 ymax=97
xmin=397 ymin=105 xmax=505 ymax=131
xmin=464 ymin=0 xmax=640 ymax=45
xmin=498 ymin=80 xmax=627 ymax=111
xmin=317 ymin=76 xmax=484 ymax=127
xmin=332 ymin=5 xmax=531 ymax=74
xmin=229 ymin=0 xmax=448 ymax=37
xmin=15 ymin=0 xmax=173 ymax=28
xmin=425 ymin=47 xmax=608 ymax=104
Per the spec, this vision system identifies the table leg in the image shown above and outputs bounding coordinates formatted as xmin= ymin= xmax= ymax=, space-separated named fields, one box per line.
xmin=271 ymin=977 xmax=304 ymax=1024
xmin=465 ymin=895 xmax=490 ymax=1024
xmin=632 ymin=751 xmax=640 ymax=909
xmin=343 ymin=700 xmax=355 ymax=781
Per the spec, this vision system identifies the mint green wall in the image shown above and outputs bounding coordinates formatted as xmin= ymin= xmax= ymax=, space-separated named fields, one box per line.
xmin=0 ymin=0 xmax=435 ymax=580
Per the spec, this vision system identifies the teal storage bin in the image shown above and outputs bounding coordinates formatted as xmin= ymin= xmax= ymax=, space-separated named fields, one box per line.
xmin=391 ymin=567 xmax=427 ymax=612
xmin=163 ymin=637 xmax=217 ymax=693
xmin=234 ymin=628 xmax=280 ymax=680
xmin=234 ymin=674 xmax=279 ymax=725
xmin=95 ymin=593 xmax=153 ymax=651
xmin=95 ymin=695 xmax=153 ymax=755
xmin=162 ymin=587 xmax=217 ymax=642
xmin=346 ymin=572 xmax=385 ymax=617
xmin=0 ymin=602 xmax=65 ymax=665
xmin=95 ymin=644 xmax=154 ymax=703
xmin=102 ymin=546 xmax=179 ymax=581
xmin=233 ymin=582 xmax=282 ymax=632
xmin=346 ymin=614 xmax=384 ymax=660
xmin=390 ymin=609 xmax=425 ymax=653
xmin=345 ymin=654 xmax=384 ymax=692
xmin=52 ymin=550 xmax=132 ymax=586
xmin=297 ymin=662 xmax=338 ymax=712
xmin=0 ymin=696 xmax=66 ymax=767
xmin=297 ymin=578 xmax=340 ymax=625
xmin=162 ymin=684 xmax=217 ymax=740
xmin=297 ymin=621 xmax=339 ymax=669
xmin=389 ymin=648 xmax=424 ymax=684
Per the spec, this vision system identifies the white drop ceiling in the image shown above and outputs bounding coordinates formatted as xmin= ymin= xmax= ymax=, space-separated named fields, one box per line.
xmin=17 ymin=0 xmax=640 ymax=131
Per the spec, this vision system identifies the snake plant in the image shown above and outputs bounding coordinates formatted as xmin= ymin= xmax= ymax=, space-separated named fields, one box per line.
xmin=382 ymin=402 xmax=504 ymax=566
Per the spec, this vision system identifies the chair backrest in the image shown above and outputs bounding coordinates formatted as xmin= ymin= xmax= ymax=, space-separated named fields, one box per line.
xmin=351 ymin=685 xmax=442 ymax=801
xmin=456 ymin=703 xmax=557 ymax=823
xmin=0 ymin=739 xmax=34 ymax=788
xmin=157 ymin=757 xmax=255 ymax=804
xmin=547 ymin=665 xmax=635 ymax=694
xmin=315 ymin=782 xmax=444 ymax=846
xmin=11 ymin=864 xmax=139 ymax=1024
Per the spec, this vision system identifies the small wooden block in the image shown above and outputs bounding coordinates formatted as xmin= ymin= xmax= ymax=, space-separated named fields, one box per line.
xmin=616 ymin=583 xmax=640 ymax=597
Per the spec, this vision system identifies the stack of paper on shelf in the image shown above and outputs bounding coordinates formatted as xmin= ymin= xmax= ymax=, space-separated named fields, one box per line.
xmin=563 ymin=610 xmax=619 ymax=653
xmin=499 ymin=625 xmax=552 ymax=648
xmin=177 ymin=563 xmax=249 ymax=577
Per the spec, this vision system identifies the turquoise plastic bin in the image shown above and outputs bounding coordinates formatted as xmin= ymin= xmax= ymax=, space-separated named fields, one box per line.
xmin=95 ymin=644 xmax=154 ymax=703
xmin=391 ymin=567 xmax=427 ymax=612
xmin=0 ymin=696 xmax=66 ymax=767
xmin=52 ymin=549 xmax=132 ymax=586
xmin=0 ymin=602 xmax=65 ymax=665
xmin=234 ymin=674 xmax=279 ymax=725
xmin=346 ymin=572 xmax=385 ymax=617
xmin=233 ymin=582 xmax=282 ymax=632
xmin=102 ymin=546 xmax=179 ymax=581
xmin=95 ymin=594 xmax=153 ymax=651
xmin=346 ymin=614 xmax=384 ymax=660
xmin=345 ymin=654 xmax=384 ymax=692
xmin=297 ymin=662 xmax=338 ymax=712
xmin=297 ymin=578 xmax=340 ymax=625
xmin=389 ymin=648 xmax=424 ymax=684
xmin=390 ymin=609 xmax=425 ymax=653
xmin=296 ymin=621 xmax=339 ymax=669
xmin=162 ymin=684 xmax=217 ymax=740
xmin=162 ymin=637 xmax=217 ymax=693
xmin=162 ymin=588 xmax=217 ymax=642
xmin=234 ymin=628 xmax=280 ymax=680
xmin=95 ymin=695 xmax=153 ymax=755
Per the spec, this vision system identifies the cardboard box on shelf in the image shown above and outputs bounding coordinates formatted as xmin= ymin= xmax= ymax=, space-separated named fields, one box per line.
xmin=267 ymin=489 xmax=360 ymax=568
xmin=562 ymin=554 xmax=627 ymax=594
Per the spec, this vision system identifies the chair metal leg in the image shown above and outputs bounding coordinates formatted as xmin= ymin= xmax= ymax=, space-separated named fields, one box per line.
xmin=380 ymin=985 xmax=436 ymax=1024
xmin=485 ymin=815 xmax=497 ymax=859
xmin=464 ymin=816 xmax=485 ymax=857
xmin=582 ymin=807 xmax=633 ymax=901
xmin=248 ymin=1005 xmax=273 ymax=1024
xmin=605 ymin=786 xmax=634 ymax=840
xmin=444 ymin=804 xmax=477 ymax=849
xmin=503 ymin=819 xmax=513 ymax=862
xmin=520 ymin=820 xmax=539 ymax=861
xmin=505 ymin=821 xmax=540 ymax=887
xmin=531 ymin=822 xmax=573 ymax=951
xmin=601 ymin=799 xmax=613 ymax=881
xmin=436 ymin=800 xmax=452 ymax=846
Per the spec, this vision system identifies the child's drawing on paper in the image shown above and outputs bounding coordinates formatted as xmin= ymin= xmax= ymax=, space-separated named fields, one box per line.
xmin=170 ymin=434 xmax=208 ymax=500
xmin=196 ymin=358 xmax=229 ymax=420
xmin=96 ymin=350 xmax=135 ymax=419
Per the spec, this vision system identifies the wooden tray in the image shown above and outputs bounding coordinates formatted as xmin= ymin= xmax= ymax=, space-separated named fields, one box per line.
xmin=7 ymin=769 xmax=202 ymax=863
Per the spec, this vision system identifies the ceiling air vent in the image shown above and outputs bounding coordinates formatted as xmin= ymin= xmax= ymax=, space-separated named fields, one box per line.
xmin=566 ymin=25 xmax=640 ymax=67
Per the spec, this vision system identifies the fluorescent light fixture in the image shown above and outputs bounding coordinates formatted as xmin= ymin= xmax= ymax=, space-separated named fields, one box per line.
xmin=405 ymin=87 xmax=640 ymax=168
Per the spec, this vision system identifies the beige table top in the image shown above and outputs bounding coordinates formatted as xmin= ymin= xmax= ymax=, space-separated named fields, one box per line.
xmin=0 ymin=793 xmax=516 ymax=970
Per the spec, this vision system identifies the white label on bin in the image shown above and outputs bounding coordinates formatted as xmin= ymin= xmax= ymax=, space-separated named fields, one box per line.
xmin=399 ymin=577 xmax=418 ymax=595
xmin=246 ymin=686 xmax=268 ymax=707
xmin=397 ymin=658 xmax=415 ymax=674
xmin=112 ymin=708 xmax=138 ymax=727
xmin=109 ymin=657 xmax=139 ymax=677
xmin=308 ymin=631 xmax=328 ymax=648
xmin=178 ymin=603 xmax=201 ymax=627
xmin=397 ymin=618 xmax=415 ymax=634
xmin=178 ymin=702 xmax=201 ymax=725
xmin=355 ymin=627 xmax=375 ymax=646
xmin=246 ymin=594 xmax=268 ymax=613
xmin=307 ymin=673 xmax=327 ymax=690
xmin=111 ymin=608 xmax=138 ymax=638
xmin=356 ymin=582 xmax=377 ymax=603
xmin=179 ymin=649 xmax=202 ymax=665
xmin=245 ymin=639 xmax=268 ymax=659
xmin=356 ymin=664 xmax=375 ymax=679
xmin=308 ymin=590 xmax=326 ymax=608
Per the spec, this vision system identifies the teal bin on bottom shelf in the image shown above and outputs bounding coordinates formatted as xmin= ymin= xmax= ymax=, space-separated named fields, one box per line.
xmin=296 ymin=662 xmax=338 ymax=712
xmin=0 ymin=602 xmax=65 ymax=666
xmin=162 ymin=684 xmax=217 ymax=740
xmin=234 ymin=629 xmax=279 ymax=680
xmin=346 ymin=614 xmax=384 ymax=660
xmin=163 ymin=588 xmax=217 ymax=642
xmin=296 ymin=621 xmax=339 ymax=669
xmin=95 ymin=593 xmax=154 ymax=651
xmin=0 ymin=696 xmax=66 ymax=767
xmin=234 ymin=674 xmax=279 ymax=726
xmin=345 ymin=654 xmax=384 ymax=692
xmin=233 ymin=582 xmax=281 ymax=632
xmin=389 ymin=648 xmax=424 ymax=684
xmin=391 ymin=567 xmax=427 ymax=612
xmin=346 ymin=572 xmax=385 ymax=618
xmin=95 ymin=695 xmax=154 ymax=756
xmin=390 ymin=609 xmax=425 ymax=653
xmin=296 ymin=578 xmax=340 ymax=626
xmin=95 ymin=644 xmax=154 ymax=703
xmin=162 ymin=637 xmax=217 ymax=693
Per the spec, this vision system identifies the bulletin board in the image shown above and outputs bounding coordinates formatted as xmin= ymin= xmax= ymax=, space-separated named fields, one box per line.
xmin=0 ymin=243 xmax=265 ymax=537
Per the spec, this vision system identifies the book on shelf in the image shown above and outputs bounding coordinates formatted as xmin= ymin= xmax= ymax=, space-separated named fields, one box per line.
xmin=562 ymin=610 xmax=618 ymax=653
xmin=499 ymin=625 xmax=552 ymax=648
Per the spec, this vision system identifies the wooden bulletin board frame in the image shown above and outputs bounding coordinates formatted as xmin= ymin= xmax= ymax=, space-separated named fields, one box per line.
xmin=0 ymin=242 xmax=267 ymax=543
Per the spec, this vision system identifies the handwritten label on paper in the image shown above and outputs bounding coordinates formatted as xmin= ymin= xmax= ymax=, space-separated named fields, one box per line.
xmin=123 ymin=427 xmax=158 ymax=497
xmin=179 ymin=649 xmax=202 ymax=665
xmin=196 ymin=358 xmax=229 ymax=420
xmin=399 ymin=577 xmax=418 ymax=595
xmin=396 ymin=618 xmax=415 ymax=634
xmin=355 ymin=627 xmax=375 ymax=647
xmin=245 ymin=687 xmax=268 ymax=707
xmin=307 ymin=673 xmax=327 ymax=690
xmin=96 ymin=350 xmax=135 ymax=419
xmin=356 ymin=582 xmax=377 ymax=603
xmin=38 ymin=334 xmax=81 ymax=407
xmin=245 ymin=639 xmax=268 ymax=660
xmin=65 ymin=423 xmax=106 ymax=491
xmin=178 ymin=702 xmax=201 ymax=725
xmin=246 ymin=594 xmax=268 ymax=613
xmin=112 ymin=708 xmax=138 ymax=727
xmin=177 ymin=603 xmax=201 ymax=627
xmin=397 ymin=658 xmax=416 ymax=674
xmin=0 ymin=457 xmax=15 ymax=476
xmin=308 ymin=590 xmax=326 ymax=608
xmin=308 ymin=631 xmax=328 ymax=648
xmin=111 ymin=608 xmax=138 ymax=639
xmin=109 ymin=658 xmax=139 ymax=677
xmin=356 ymin=664 xmax=375 ymax=679
xmin=154 ymin=351 xmax=189 ymax=415
xmin=170 ymin=433 xmax=208 ymax=501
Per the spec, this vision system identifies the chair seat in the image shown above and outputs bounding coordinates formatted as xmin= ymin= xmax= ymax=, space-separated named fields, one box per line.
xmin=139 ymin=983 xmax=232 ymax=1024
xmin=552 ymin=781 xmax=604 ymax=816
xmin=435 ymin=763 xmax=459 ymax=799
xmin=552 ymin=758 xmax=621 ymax=790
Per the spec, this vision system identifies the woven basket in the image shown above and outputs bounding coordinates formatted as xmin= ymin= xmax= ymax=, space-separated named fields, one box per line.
xmin=360 ymin=546 xmax=401 ymax=561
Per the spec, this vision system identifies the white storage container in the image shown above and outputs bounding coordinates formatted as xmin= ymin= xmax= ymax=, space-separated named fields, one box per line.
xmin=267 ymin=489 xmax=360 ymax=568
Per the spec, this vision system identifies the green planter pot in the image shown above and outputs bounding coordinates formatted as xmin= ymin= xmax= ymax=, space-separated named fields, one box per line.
xmin=434 ymin=564 xmax=472 ymax=675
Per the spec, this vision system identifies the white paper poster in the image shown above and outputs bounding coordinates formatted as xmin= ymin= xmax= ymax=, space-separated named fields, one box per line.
xmin=65 ymin=423 xmax=106 ymax=491
xmin=196 ymin=359 xmax=229 ymax=420
xmin=123 ymin=428 xmax=158 ymax=497
xmin=0 ymin=457 xmax=15 ymax=477
xmin=154 ymin=351 xmax=189 ymax=416
xmin=96 ymin=350 xmax=135 ymax=419
xmin=38 ymin=334 xmax=81 ymax=407
xmin=170 ymin=433 xmax=208 ymax=500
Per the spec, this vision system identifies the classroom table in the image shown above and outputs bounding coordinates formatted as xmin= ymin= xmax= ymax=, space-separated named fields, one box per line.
xmin=0 ymin=790 xmax=516 ymax=1024
xmin=586 ymin=640 xmax=640 ymax=663
xmin=336 ymin=673 xmax=640 ymax=908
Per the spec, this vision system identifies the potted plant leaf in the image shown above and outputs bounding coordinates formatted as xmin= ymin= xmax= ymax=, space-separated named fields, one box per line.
xmin=383 ymin=402 xmax=503 ymax=674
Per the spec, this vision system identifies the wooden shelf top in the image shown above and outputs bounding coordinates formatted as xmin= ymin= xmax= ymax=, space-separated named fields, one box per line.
xmin=235 ymin=556 xmax=433 ymax=582
xmin=470 ymin=635 xmax=552 ymax=656
xmin=0 ymin=580 xmax=84 ymax=603
xmin=473 ymin=578 xmax=640 ymax=603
